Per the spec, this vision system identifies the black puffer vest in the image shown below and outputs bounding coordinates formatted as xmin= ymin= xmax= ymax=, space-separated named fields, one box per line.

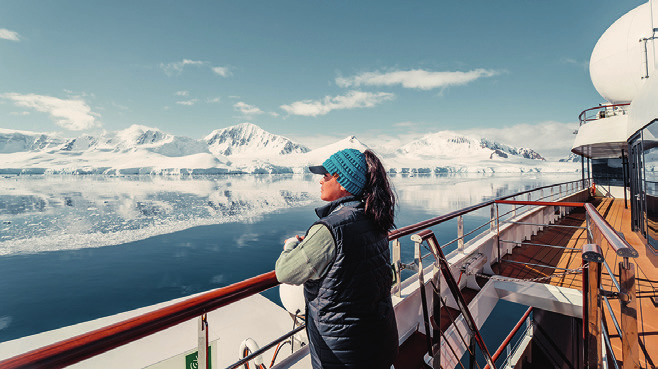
xmin=304 ymin=196 xmax=399 ymax=369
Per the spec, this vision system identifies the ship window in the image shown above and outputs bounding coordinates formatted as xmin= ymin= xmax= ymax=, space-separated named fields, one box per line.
xmin=591 ymin=158 xmax=624 ymax=187
xmin=642 ymin=120 xmax=658 ymax=250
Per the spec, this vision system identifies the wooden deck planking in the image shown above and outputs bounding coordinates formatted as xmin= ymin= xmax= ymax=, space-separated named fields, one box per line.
xmin=496 ymin=197 xmax=657 ymax=368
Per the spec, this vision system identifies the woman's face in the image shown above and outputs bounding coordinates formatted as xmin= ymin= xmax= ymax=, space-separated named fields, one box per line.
xmin=320 ymin=173 xmax=351 ymax=202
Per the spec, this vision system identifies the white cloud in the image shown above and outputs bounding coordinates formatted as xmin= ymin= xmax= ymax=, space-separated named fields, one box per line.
xmin=176 ymin=99 xmax=199 ymax=106
xmin=212 ymin=66 xmax=231 ymax=77
xmin=336 ymin=69 xmax=500 ymax=90
xmin=457 ymin=121 xmax=579 ymax=160
xmin=1 ymin=93 xmax=100 ymax=131
xmin=176 ymin=90 xmax=189 ymax=96
xmin=160 ymin=59 xmax=205 ymax=76
xmin=207 ymin=97 xmax=221 ymax=103
xmin=0 ymin=28 xmax=20 ymax=41
xmin=280 ymin=90 xmax=395 ymax=117
xmin=159 ymin=60 xmax=232 ymax=77
xmin=10 ymin=111 xmax=30 ymax=116
xmin=234 ymin=101 xmax=264 ymax=115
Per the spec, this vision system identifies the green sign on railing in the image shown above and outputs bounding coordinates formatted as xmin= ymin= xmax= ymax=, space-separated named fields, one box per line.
xmin=185 ymin=349 xmax=211 ymax=369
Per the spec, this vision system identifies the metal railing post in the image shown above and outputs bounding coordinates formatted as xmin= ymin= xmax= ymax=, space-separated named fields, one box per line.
xmin=582 ymin=244 xmax=603 ymax=369
xmin=412 ymin=237 xmax=436 ymax=367
xmin=392 ymin=239 xmax=402 ymax=297
xmin=431 ymin=261 xmax=441 ymax=369
xmin=619 ymin=260 xmax=640 ymax=369
xmin=198 ymin=314 xmax=209 ymax=369
xmin=458 ymin=215 xmax=464 ymax=252
xmin=496 ymin=203 xmax=501 ymax=264
xmin=512 ymin=196 xmax=517 ymax=217
xmin=490 ymin=205 xmax=496 ymax=233
xmin=586 ymin=212 xmax=593 ymax=244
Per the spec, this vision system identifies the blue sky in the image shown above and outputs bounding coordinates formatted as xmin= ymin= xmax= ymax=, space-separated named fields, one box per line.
xmin=0 ymin=0 xmax=646 ymax=158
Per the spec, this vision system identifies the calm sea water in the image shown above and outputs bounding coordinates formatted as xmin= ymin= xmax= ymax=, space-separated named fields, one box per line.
xmin=0 ymin=173 xmax=578 ymax=345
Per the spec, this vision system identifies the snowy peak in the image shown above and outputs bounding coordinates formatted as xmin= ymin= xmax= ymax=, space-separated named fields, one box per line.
xmin=204 ymin=122 xmax=309 ymax=157
xmin=0 ymin=129 xmax=63 ymax=153
xmin=479 ymin=138 xmax=545 ymax=160
xmin=398 ymin=132 xmax=545 ymax=161
xmin=559 ymin=152 xmax=582 ymax=163
xmin=296 ymin=135 xmax=371 ymax=167
xmin=398 ymin=132 xmax=486 ymax=158
xmin=106 ymin=125 xmax=208 ymax=157
xmin=110 ymin=125 xmax=171 ymax=149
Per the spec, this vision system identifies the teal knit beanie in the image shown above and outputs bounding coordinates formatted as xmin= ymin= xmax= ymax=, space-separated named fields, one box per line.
xmin=321 ymin=149 xmax=367 ymax=196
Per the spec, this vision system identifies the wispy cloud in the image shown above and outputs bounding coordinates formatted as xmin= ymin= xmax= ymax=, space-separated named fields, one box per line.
xmin=457 ymin=121 xmax=579 ymax=160
xmin=160 ymin=59 xmax=232 ymax=77
xmin=1 ymin=93 xmax=100 ymax=130
xmin=0 ymin=28 xmax=20 ymax=41
xmin=336 ymin=69 xmax=500 ymax=90
xmin=10 ymin=111 xmax=30 ymax=116
xmin=160 ymin=59 xmax=205 ymax=76
xmin=176 ymin=99 xmax=199 ymax=106
xmin=175 ymin=90 xmax=189 ymax=96
xmin=234 ymin=101 xmax=264 ymax=115
xmin=280 ymin=90 xmax=395 ymax=117
xmin=207 ymin=97 xmax=221 ymax=103
xmin=212 ymin=66 xmax=231 ymax=77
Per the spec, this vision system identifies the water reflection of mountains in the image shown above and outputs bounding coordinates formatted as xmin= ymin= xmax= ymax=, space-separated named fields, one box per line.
xmin=0 ymin=174 xmax=579 ymax=255
xmin=0 ymin=195 xmax=47 ymax=215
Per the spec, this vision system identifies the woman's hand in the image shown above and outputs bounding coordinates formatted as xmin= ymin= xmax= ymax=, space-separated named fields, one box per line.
xmin=283 ymin=235 xmax=304 ymax=250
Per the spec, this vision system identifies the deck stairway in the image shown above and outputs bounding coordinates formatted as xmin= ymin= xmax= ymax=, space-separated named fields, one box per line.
xmin=493 ymin=197 xmax=657 ymax=368
xmin=397 ymin=196 xmax=657 ymax=369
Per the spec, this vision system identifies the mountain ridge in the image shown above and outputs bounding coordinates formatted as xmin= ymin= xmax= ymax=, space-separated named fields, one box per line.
xmin=0 ymin=123 xmax=577 ymax=174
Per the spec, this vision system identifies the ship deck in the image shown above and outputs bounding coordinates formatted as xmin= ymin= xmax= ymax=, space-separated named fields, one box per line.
xmin=495 ymin=197 xmax=658 ymax=368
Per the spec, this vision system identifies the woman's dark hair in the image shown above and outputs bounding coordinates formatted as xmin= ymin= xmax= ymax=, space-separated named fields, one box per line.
xmin=362 ymin=149 xmax=396 ymax=232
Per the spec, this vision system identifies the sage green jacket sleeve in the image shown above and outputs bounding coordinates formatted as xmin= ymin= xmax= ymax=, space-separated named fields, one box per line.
xmin=275 ymin=224 xmax=336 ymax=285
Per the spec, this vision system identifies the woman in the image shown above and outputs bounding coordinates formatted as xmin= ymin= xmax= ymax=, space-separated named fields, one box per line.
xmin=275 ymin=148 xmax=399 ymax=369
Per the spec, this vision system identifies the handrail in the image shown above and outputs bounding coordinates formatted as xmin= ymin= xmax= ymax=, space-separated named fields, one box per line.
xmin=0 ymin=179 xmax=587 ymax=369
xmin=578 ymin=103 xmax=630 ymax=126
xmin=411 ymin=229 xmax=497 ymax=369
xmin=0 ymin=271 xmax=279 ymax=369
xmin=584 ymin=203 xmax=639 ymax=258
xmin=389 ymin=179 xmax=586 ymax=241
xmin=484 ymin=307 xmax=533 ymax=369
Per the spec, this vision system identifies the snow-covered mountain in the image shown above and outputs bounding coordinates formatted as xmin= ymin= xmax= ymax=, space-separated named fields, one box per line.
xmin=205 ymin=123 xmax=309 ymax=157
xmin=559 ymin=152 xmax=583 ymax=163
xmin=0 ymin=129 xmax=63 ymax=153
xmin=0 ymin=124 xmax=577 ymax=175
xmin=57 ymin=125 xmax=210 ymax=157
xmin=396 ymin=132 xmax=544 ymax=161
